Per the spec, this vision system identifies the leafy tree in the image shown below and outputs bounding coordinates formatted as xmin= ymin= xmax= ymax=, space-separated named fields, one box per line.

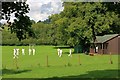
xmin=50 ymin=2 xmax=120 ymax=50
xmin=102 ymin=2 xmax=120 ymax=35
xmin=31 ymin=20 xmax=36 ymax=24
xmin=32 ymin=22 xmax=54 ymax=45
xmin=1 ymin=1 xmax=34 ymax=41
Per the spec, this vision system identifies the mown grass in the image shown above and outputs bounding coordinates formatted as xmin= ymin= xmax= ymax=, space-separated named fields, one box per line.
xmin=2 ymin=46 xmax=119 ymax=78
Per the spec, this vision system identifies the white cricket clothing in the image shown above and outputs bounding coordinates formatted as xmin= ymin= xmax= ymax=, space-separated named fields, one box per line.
xmin=22 ymin=49 xmax=25 ymax=55
xmin=13 ymin=49 xmax=19 ymax=59
xmin=13 ymin=49 xmax=16 ymax=55
xmin=59 ymin=49 xmax=62 ymax=57
xmin=68 ymin=49 xmax=72 ymax=57
xmin=29 ymin=49 xmax=32 ymax=55
xmin=57 ymin=48 xmax=60 ymax=56
xmin=32 ymin=49 xmax=35 ymax=55
xmin=16 ymin=49 xmax=19 ymax=55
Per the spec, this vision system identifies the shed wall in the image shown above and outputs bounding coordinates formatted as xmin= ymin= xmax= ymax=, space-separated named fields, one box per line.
xmin=118 ymin=36 xmax=120 ymax=54
xmin=107 ymin=36 xmax=118 ymax=54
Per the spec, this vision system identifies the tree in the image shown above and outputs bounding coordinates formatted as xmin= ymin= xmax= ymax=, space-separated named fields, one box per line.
xmin=31 ymin=20 xmax=36 ymax=24
xmin=32 ymin=22 xmax=54 ymax=45
xmin=50 ymin=2 xmax=120 ymax=50
xmin=1 ymin=1 xmax=34 ymax=41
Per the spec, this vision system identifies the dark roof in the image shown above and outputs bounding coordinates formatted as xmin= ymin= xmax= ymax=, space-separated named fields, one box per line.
xmin=95 ymin=34 xmax=119 ymax=43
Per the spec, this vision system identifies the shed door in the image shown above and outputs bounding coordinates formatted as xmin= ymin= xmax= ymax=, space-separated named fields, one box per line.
xmin=104 ymin=43 xmax=108 ymax=54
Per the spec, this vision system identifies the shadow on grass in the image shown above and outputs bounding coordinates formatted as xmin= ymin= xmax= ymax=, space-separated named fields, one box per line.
xmin=63 ymin=69 xmax=120 ymax=78
xmin=2 ymin=69 xmax=31 ymax=75
xmin=53 ymin=46 xmax=73 ymax=49
xmin=63 ymin=52 xmax=84 ymax=54
xmin=63 ymin=52 xmax=69 ymax=54
xmin=42 ymin=69 xmax=120 ymax=80
xmin=2 ymin=69 xmax=120 ymax=80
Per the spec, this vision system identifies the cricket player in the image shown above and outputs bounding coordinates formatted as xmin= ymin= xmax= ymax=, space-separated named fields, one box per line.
xmin=32 ymin=48 xmax=35 ymax=55
xmin=57 ymin=48 xmax=60 ymax=56
xmin=59 ymin=49 xmax=62 ymax=57
xmin=29 ymin=48 xmax=32 ymax=55
xmin=13 ymin=48 xmax=19 ymax=59
xmin=68 ymin=48 xmax=72 ymax=57
xmin=22 ymin=48 xmax=25 ymax=55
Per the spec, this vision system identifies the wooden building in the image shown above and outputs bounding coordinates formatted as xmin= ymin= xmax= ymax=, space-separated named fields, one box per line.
xmin=90 ymin=34 xmax=120 ymax=54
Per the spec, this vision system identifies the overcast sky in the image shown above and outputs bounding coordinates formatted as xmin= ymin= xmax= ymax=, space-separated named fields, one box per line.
xmin=0 ymin=0 xmax=64 ymax=23
xmin=26 ymin=0 xmax=64 ymax=22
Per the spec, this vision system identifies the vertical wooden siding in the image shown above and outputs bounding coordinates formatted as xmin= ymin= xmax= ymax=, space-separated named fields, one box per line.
xmin=107 ymin=36 xmax=118 ymax=54
xmin=90 ymin=35 xmax=120 ymax=54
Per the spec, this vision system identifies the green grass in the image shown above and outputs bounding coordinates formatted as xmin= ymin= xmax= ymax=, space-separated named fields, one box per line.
xmin=2 ymin=46 xmax=119 ymax=78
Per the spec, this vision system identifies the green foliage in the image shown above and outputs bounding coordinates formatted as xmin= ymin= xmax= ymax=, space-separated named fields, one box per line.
xmin=50 ymin=2 xmax=120 ymax=47
xmin=11 ymin=15 xmax=35 ymax=41
xmin=2 ymin=27 xmax=19 ymax=45
xmin=2 ymin=1 xmax=34 ymax=41
xmin=31 ymin=20 xmax=36 ymax=24
xmin=2 ymin=2 xmax=120 ymax=47
xmin=32 ymin=22 xmax=54 ymax=45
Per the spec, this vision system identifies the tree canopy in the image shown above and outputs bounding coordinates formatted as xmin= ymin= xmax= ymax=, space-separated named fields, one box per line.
xmin=50 ymin=2 xmax=120 ymax=47
xmin=1 ymin=2 xmax=120 ymax=48
xmin=1 ymin=1 xmax=34 ymax=41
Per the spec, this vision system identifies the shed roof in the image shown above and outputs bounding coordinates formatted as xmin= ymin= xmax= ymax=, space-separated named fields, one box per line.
xmin=95 ymin=34 xmax=119 ymax=43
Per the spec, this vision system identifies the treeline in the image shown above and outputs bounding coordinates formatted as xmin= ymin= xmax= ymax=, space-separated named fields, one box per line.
xmin=2 ymin=2 xmax=120 ymax=47
xmin=2 ymin=22 xmax=56 ymax=46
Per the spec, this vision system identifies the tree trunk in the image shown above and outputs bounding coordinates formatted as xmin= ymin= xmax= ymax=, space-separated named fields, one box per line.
xmin=91 ymin=25 xmax=96 ymax=53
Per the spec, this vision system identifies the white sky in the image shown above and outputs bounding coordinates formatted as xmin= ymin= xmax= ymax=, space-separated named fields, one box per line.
xmin=26 ymin=0 xmax=64 ymax=22
xmin=0 ymin=0 xmax=64 ymax=23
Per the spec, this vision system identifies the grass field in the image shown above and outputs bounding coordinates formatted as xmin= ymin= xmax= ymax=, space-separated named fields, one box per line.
xmin=1 ymin=46 xmax=119 ymax=79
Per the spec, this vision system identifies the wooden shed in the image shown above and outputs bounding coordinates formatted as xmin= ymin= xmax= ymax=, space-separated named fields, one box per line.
xmin=90 ymin=34 xmax=120 ymax=54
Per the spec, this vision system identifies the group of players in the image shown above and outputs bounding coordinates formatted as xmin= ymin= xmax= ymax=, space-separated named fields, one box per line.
xmin=57 ymin=48 xmax=72 ymax=57
xmin=13 ymin=47 xmax=72 ymax=59
xmin=13 ymin=48 xmax=36 ymax=59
